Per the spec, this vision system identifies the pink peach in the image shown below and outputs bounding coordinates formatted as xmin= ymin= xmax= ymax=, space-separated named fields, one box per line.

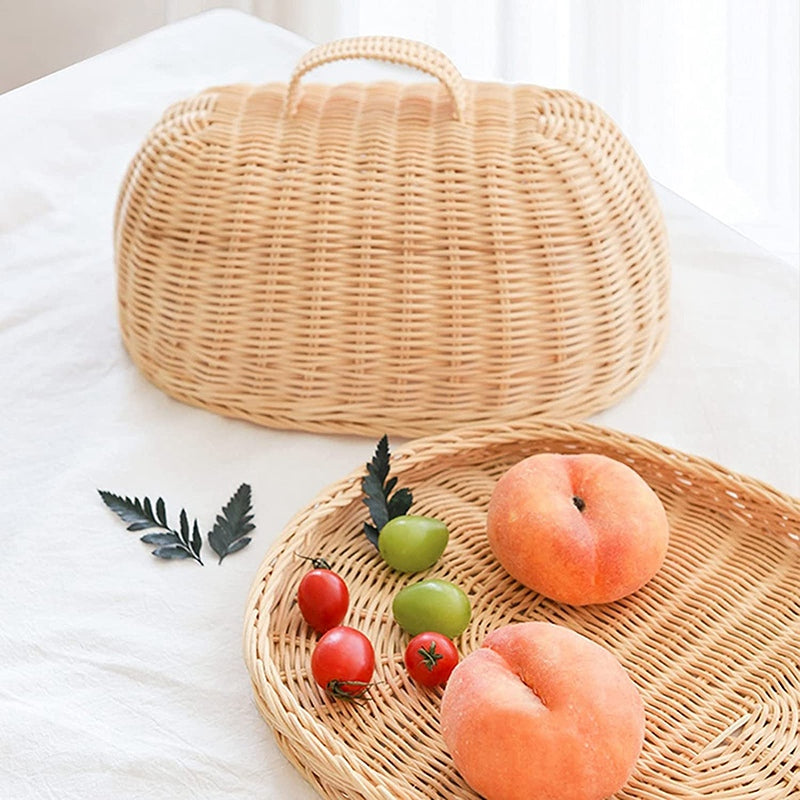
xmin=440 ymin=622 xmax=645 ymax=800
xmin=486 ymin=453 xmax=669 ymax=605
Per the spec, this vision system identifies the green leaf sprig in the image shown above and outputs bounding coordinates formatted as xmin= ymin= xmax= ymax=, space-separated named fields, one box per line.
xmin=98 ymin=491 xmax=204 ymax=564
xmin=361 ymin=435 xmax=413 ymax=549
xmin=208 ymin=483 xmax=255 ymax=564
xmin=98 ymin=483 xmax=254 ymax=566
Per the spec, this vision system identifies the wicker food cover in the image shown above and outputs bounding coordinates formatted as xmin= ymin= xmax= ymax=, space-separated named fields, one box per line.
xmin=114 ymin=36 xmax=670 ymax=437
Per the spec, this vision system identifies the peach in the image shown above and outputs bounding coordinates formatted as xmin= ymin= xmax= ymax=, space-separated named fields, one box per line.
xmin=486 ymin=453 xmax=669 ymax=605
xmin=440 ymin=622 xmax=645 ymax=800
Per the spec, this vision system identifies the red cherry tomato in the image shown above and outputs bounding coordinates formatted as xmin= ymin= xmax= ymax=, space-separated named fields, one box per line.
xmin=311 ymin=626 xmax=375 ymax=699
xmin=404 ymin=632 xmax=459 ymax=687
xmin=297 ymin=558 xmax=349 ymax=633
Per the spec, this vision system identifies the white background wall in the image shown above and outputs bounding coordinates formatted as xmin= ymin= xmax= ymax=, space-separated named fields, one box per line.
xmin=1 ymin=0 xmax=797 ymax=267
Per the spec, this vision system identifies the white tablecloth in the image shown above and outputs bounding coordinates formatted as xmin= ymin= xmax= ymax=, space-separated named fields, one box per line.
xmin=1 ymin=10 xmax=797 ymax=799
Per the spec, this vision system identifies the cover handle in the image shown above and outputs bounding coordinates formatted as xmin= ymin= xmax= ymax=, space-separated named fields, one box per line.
xmin=285 ymin=36 xmax=467 ymax=121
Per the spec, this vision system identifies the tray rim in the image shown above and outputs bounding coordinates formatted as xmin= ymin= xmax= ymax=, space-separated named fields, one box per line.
xmin=243 ymin=418 xmax=800 ymax=800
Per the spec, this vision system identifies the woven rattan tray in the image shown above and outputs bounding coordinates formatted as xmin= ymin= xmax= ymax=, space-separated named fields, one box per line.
xmin=244 ymin=421 xmax=800 ymax=799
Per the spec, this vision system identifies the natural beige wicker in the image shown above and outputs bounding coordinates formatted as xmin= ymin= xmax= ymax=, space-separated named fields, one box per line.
xmin=114 ymin=37 xmax=669 ymax=437
xmin=244 ymin=420 xmax=800 ymax=800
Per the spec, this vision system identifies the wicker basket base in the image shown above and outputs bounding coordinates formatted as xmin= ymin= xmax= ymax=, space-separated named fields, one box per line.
xmin=244 ymin=421 xmax=800 ymax=799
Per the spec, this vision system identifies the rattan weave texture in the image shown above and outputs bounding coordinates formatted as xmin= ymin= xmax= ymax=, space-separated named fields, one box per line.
xmin=244 ymin=420 xmax=800 ymax=800
xmin=115 ymin=38 xmax=669 ymax=436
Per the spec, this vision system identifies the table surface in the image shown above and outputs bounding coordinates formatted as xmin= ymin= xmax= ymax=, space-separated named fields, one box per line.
xmin=1 ymin=9 xmax=798 ymax=799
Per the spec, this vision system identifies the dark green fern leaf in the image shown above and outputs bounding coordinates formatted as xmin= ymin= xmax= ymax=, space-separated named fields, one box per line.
xmin=207 ymin=483 xmax=255 ymax=564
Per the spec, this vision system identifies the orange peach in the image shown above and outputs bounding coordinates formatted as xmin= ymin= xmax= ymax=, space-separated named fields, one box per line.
xmin=486 ymin=453 xmax=669 ymax=605
xmin=440 ymin=622 xmax=645 ymax=800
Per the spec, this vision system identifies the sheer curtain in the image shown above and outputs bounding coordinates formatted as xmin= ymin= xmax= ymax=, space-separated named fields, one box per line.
xmin=235 ymin=0 xmax=798 ymax=267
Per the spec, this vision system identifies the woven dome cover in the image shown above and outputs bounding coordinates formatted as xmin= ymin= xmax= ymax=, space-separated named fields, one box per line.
xmin=115 ymin=37 xmax=669 ymax=436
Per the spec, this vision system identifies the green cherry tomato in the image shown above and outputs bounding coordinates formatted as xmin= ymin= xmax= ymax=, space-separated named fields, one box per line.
xmin=392 ymin=578 xmax=471 ymax=639
xmin=378 ymin=515 xmax=449 ymax=573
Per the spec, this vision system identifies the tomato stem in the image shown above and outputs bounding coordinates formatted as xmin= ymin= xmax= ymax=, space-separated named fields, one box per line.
xmin=418 ymin=642 xmax=444 ymax=671
xmin=296 ymin=552 xmax=333 ymax=570
xmin=325 ymin=680 xmax=375 ymax=702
